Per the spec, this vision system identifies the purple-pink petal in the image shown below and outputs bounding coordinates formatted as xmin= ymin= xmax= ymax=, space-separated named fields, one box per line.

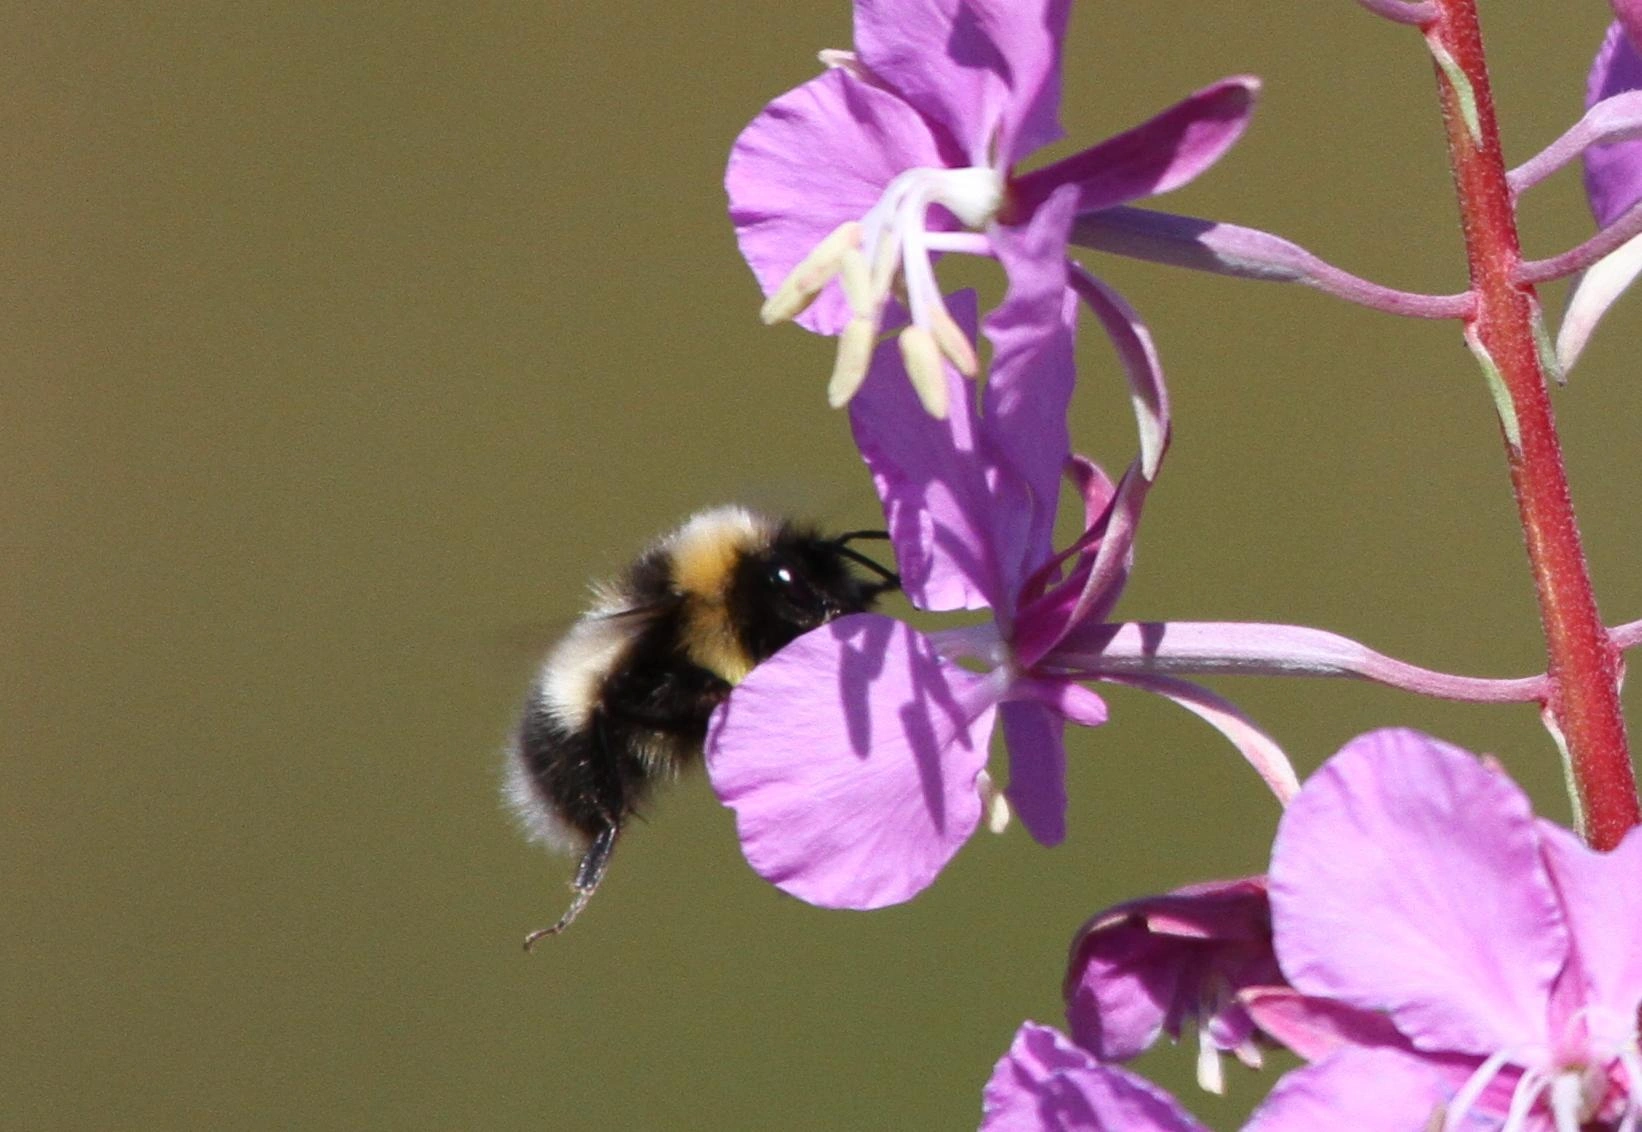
xmin=706 ymin=615 xmax=998 ymax=910
xmin=1585 ymin=22 xmax=1642 ymax=229
xmin=980 ymin=185 xmax=1079 ymax=592
xmin=1014 ymin=78 xmax=1259 ymax=217
xmin=982 ymin=1023 xmax=1209 ymax=1132
xmin=1269 ymin=729 xmax=1566 ymax=1057
xmin=854 ymin=0 xmax=1071 ymax=167
xmin=850 ymin=292 xmax=1006 ymax=612
xmin=1535 ymin=819 xmax=1642 ymax=1044
xmin=1242 ymin=1050 xmax=1450 ymax=1132
xmin=727 ymin=67 xmax=965 ymax=334
xmin=999 ymin=699 xmax=1068 ymax=847
xmin=1615 ymin=2 xmax=1642 ymax=62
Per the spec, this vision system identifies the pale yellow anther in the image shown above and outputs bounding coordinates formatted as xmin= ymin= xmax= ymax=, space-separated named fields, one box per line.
xmin=977 ymin=770 xmax=1011 ymax=834
xmin=760 ymin=221 xmax=864 ymax=325
xmin=827 ymin=316 xmax=878 ymax=408
xmin=928 ymin=306 xmax=978 ymax=377
xmin=839 ymin=247 xmax=874 ymax=319
xmin=899 ymin=325 xmax=948 ymax=419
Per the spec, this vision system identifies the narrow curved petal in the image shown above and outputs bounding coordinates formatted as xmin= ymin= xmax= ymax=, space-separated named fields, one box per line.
xmin=1270 ymin=729 xmax=1565 ymax=1057
xmin=999 ymin=698 xmax=1068 ymax=847
xmin=1014 ymin=78 xmax=1259 ymax=216
xmin=1092 ymin=672 xmax=1298 ymax=804
xmin=854 ymin=0 xmax=1071 ymax=166
xmin=850 ymin=292 xmax=1007 ymax=612
xmin=728 ymin=68 xmax=965 ymax=334
xmin=1244 ymin=1050 xmax=1449 ymax=1132
xmin=706 ymin=615 xmax=998 ymax=909
xmin=1555 ymin=230 xmax=1642 ymax=374
xmin=1070 ymin=268 xmax=1170 ymax=481
xmin=1536 ymin=819 xmax=1642 ymax=1044
xmin=1585 ymin=22 xmax=1642 ymax=228
xmin=982 ymin=186 xmax=1079 ymax=591
xmin=982 ymin=1024 xmax=1209 ymax=1132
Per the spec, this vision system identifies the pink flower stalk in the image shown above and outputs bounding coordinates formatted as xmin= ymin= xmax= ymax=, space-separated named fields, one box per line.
xmin=726 ymin=0 xmax=1256 ymax=413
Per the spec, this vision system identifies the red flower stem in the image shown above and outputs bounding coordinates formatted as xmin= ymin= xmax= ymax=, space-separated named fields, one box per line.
xmin=1428 ymin=0 xmax=1638 ymax=847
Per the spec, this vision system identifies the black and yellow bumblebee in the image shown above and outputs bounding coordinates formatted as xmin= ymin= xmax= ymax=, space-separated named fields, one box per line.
xmin=503 ymin=506 xmax=897 ymax=946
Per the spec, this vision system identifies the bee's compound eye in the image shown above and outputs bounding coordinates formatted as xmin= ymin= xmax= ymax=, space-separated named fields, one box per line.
xmin=769 ymin=562 xmax=796 ymax=589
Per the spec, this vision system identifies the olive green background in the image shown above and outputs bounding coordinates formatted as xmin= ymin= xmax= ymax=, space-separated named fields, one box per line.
xmin=6 ymin=5 xmax=1638 ymax=1129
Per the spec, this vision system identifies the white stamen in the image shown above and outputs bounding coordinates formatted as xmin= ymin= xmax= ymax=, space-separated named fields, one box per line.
xmin=1547 ymin=1071 xmax=1585 ymax=1132
xmin=1195 ymin=1029 xmax=1226 ymax=1095
xmin=1445 ymin=1048 xmax=1519 ymax=1131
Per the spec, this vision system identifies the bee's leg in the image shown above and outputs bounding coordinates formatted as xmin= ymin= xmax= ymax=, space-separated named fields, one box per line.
xmin=523 ymin=823 xmax=619 ymax=949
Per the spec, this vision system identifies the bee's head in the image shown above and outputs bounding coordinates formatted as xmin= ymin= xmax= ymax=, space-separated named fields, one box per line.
xmin=726 ymin=524 xmax=898 ymax=664
xmin=665 ymin=506 xmax=899 ymax=680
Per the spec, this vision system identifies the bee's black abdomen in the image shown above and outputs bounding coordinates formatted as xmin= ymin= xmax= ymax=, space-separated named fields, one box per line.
xmin=513 ymin=696 xmax=635 ymax=840
xmin=512 ymin=615 xmax=734 ymax=846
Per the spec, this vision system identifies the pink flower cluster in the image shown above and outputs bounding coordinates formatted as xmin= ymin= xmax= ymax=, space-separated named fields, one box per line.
xmin=709 ymin=0 xmax=1642 ymax=1125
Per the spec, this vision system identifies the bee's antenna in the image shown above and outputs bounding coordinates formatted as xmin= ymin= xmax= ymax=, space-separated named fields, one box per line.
xmin=832 ymin=530 xmax=899 ymax=595
xmin=524 ymin=824 xmax=619 ymax=950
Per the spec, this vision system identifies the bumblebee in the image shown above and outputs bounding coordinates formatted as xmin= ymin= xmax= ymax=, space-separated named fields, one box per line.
xmin=503 ymin=506 xmax=897 ymax=946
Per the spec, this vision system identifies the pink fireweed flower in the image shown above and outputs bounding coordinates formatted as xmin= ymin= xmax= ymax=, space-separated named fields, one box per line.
xmin=704 ymin=258 xmax=1107 ymax=908
xmin=1064 ymin=877 xmax=1282 ymax=1095
xmin=1269 ymin=729 xmax=1642 ymax=1131
xmin=704 ymin=260 xmax=1298 ymax=910
xmin=726 ymin=0 xmax=1256 ymax=413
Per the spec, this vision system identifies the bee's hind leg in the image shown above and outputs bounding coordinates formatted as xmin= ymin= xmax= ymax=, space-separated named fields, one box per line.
xmin=523 ymin=824 xmax=619 ymax=950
